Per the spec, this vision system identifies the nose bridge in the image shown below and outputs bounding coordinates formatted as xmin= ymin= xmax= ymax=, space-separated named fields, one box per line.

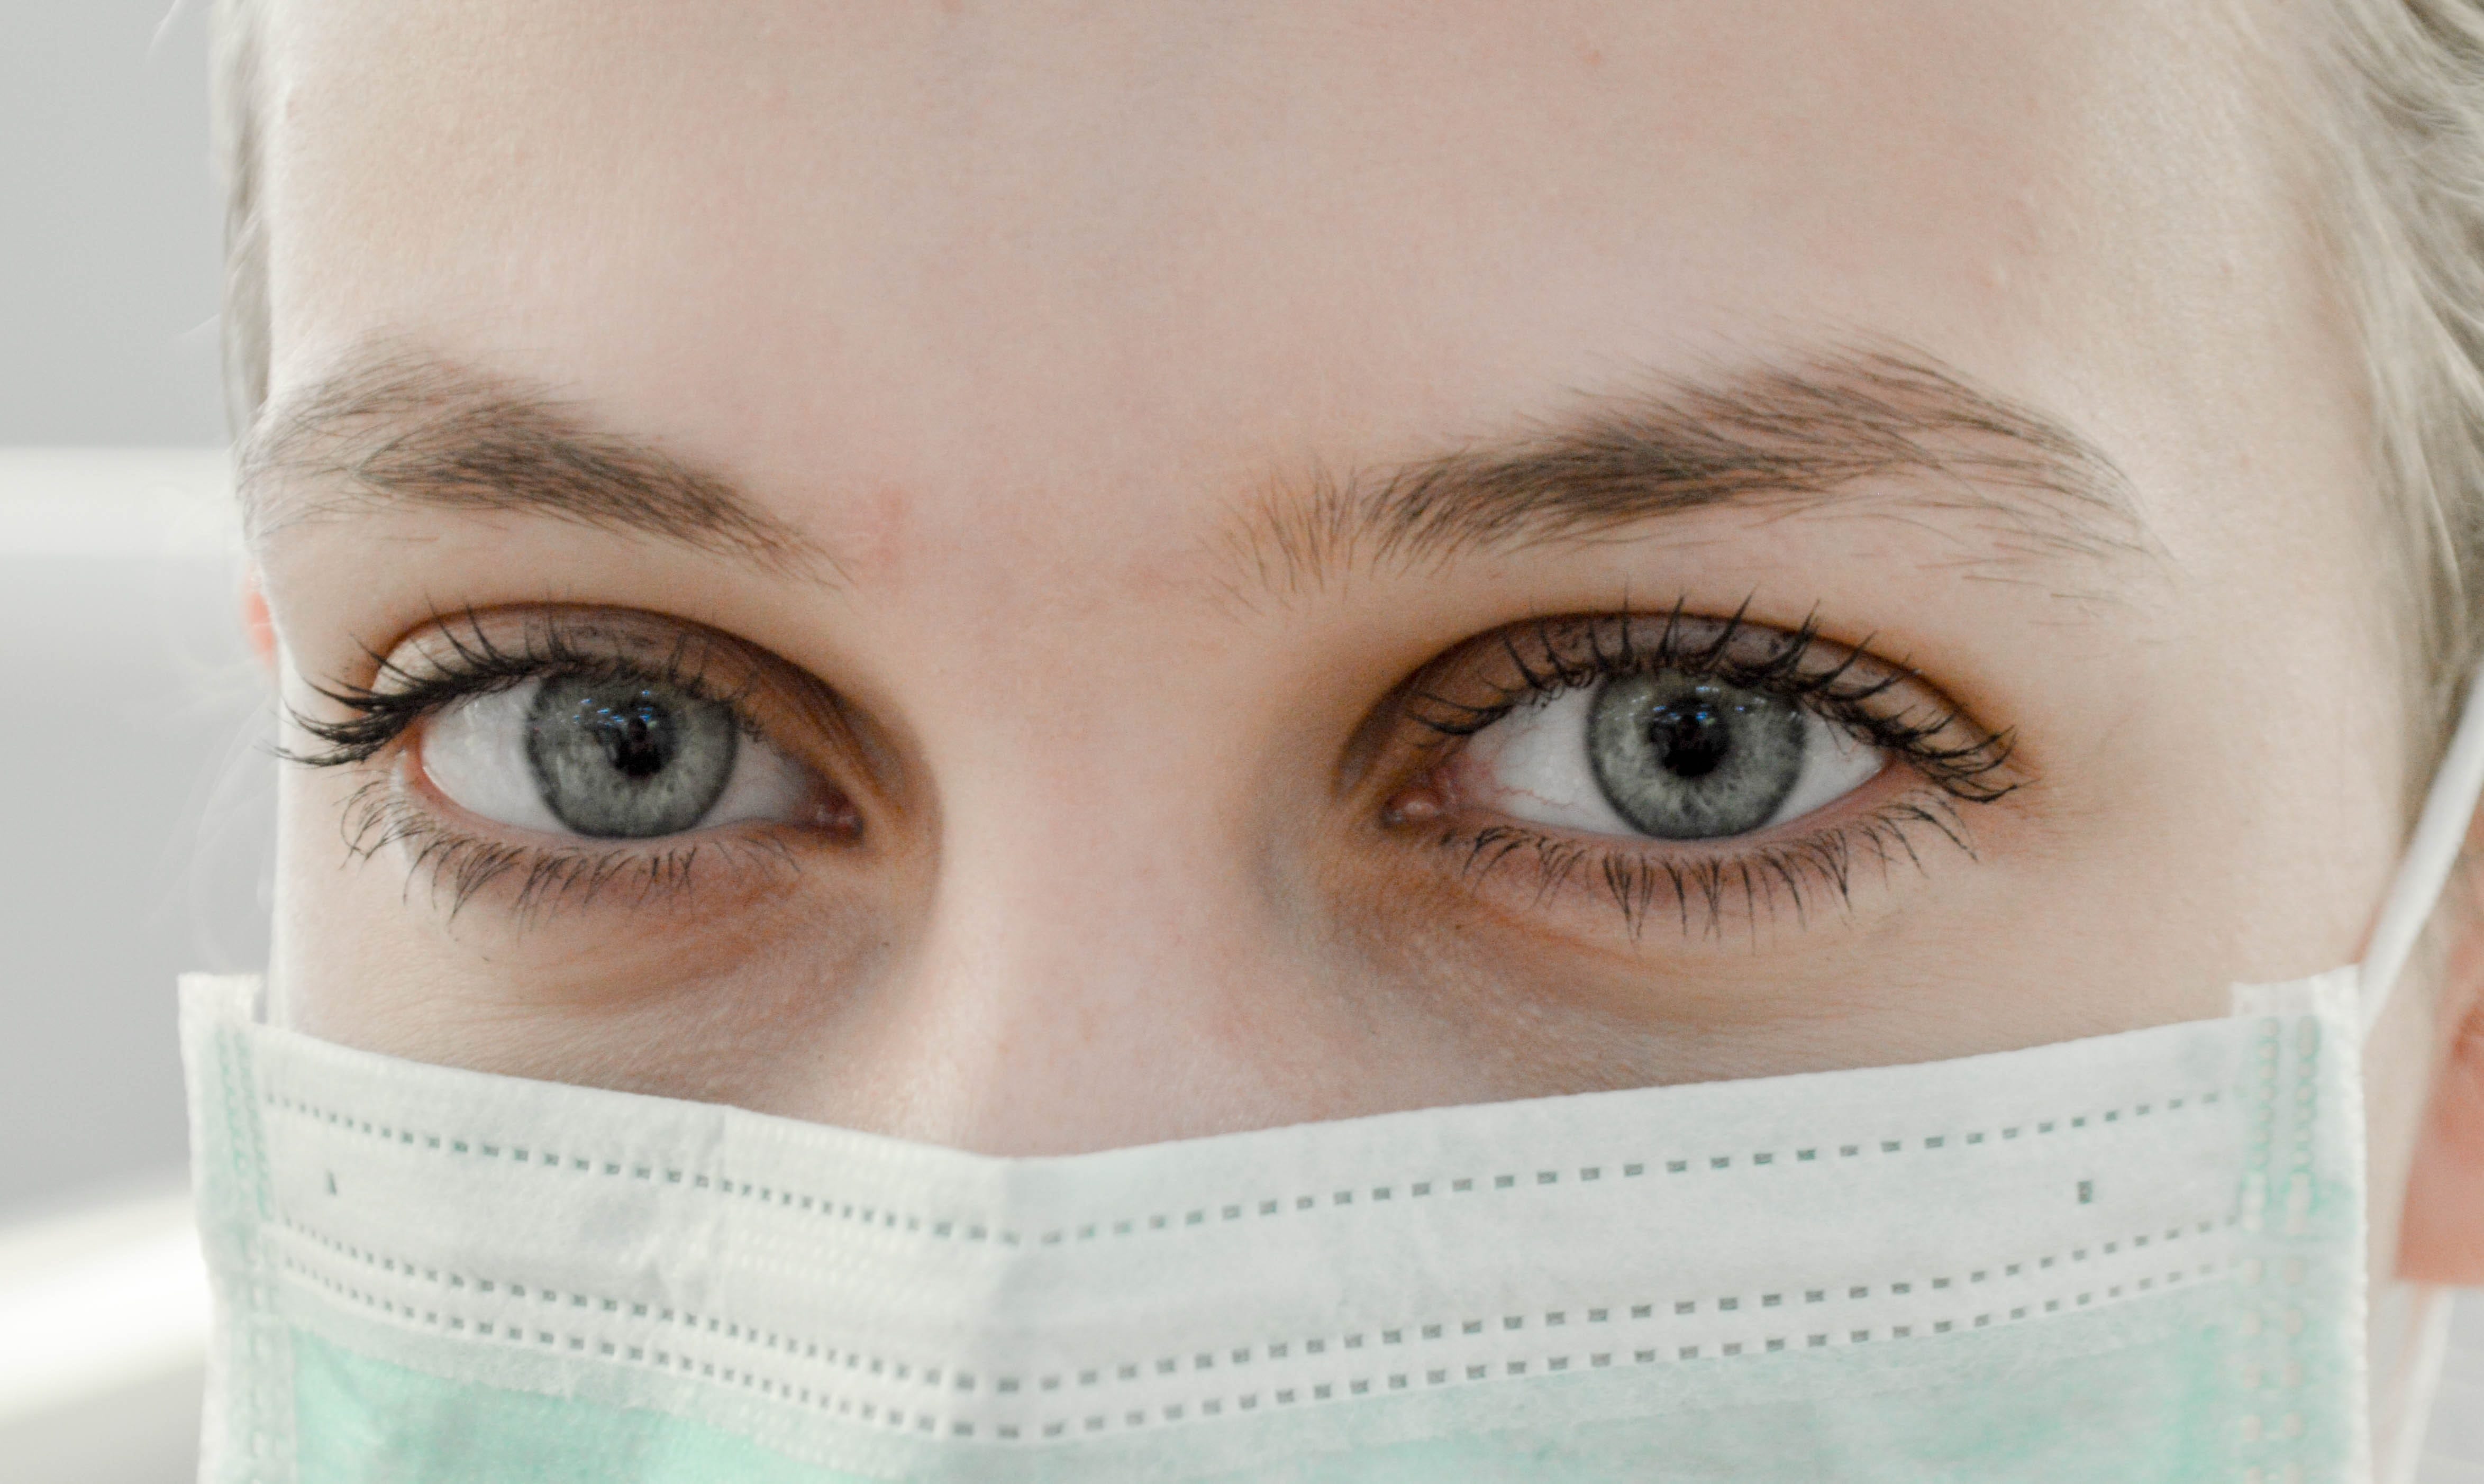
xmin=936 ymin=769 xmax=1233 ymax=1006
xmin=925 ymin=604 xmax=1245 ymax=944
xmin=867 ymin=654 xmax=1289 ymax=1154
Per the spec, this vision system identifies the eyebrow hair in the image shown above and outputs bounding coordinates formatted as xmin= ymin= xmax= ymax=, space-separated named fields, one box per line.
xmin=247 ymin=342 xmax=2142 ymax=608
xmin=1224 ymin=346 xmax=2152 ymax=600
xmin=239 ymin=347 xmax=833 ymax=577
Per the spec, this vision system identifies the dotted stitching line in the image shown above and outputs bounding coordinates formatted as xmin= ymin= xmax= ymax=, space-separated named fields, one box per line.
xmin=214 ymin=1028 xmax=290 ymax=1476
xmin=275 ymin=1204 xmax=2235 ymax=1444
xmin=263 ymin=1087 xmax=2222 ymax=1252
xmin=279 ymin=1243 xmax=2232 ymax=1443
xmin=2233 ymin=1014 xmax=2329 ymax=1471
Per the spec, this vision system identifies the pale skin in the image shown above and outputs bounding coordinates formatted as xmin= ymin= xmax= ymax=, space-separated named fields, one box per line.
xmin=240 ymin=0 xmax=2482 ymax=1317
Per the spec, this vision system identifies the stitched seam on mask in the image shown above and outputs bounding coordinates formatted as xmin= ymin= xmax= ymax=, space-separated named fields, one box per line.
xmin=271 ymin=1204 xmax=2237 ymax=1442
xmin=2231 ymin=1011 xmax=2336 ymax=1471
xmin=213 ymin=1022 xmax=294 ymax=1473
xmin=274 ymin=1240 xmax=2236 ymax=1444
xmin=259 ymin=1085 xmax=2224 ymax=1252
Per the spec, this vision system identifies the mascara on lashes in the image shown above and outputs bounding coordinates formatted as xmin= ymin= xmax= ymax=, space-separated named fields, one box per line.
xmin=287 ymin=602 xmax=2016 ymax=930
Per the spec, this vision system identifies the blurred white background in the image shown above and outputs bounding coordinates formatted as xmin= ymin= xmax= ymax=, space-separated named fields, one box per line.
xmin=0 ymin=2 xmax=2478 ymax=1481
xmin=4 ymin=4 xmax=261 ymax=1480
xmin=0 ymin=460 xmax=262 ymax=1484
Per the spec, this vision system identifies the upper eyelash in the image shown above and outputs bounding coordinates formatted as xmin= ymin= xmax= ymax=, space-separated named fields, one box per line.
xmin=283 ymin=609 xmax=758 ymax=771
xmin=1401 ymin=598 xmax=2020 ymax=804
xmin=294 ymin=603 xmax=2001 ymax=933
xmin=291 ymin=612 xmax=791 ymax=919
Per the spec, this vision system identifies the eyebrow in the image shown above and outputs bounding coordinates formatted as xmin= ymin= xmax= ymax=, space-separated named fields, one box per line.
xmin=1224 ymin=345 xmax=2153 ymax=600
xmin=239 ymin=347 xmax=833 ymax=577
xmin=245 ymin=342 xmax=2144 ymax=604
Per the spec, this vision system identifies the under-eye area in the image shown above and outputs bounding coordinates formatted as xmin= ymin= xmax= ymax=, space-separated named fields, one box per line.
xmin=286 ymin=607 xmax=867 ymax=916
xmin=1371 ymin=603 xmax=2021 ymax=938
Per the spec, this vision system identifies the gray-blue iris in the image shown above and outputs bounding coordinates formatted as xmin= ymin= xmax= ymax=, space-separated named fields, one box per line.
xmin=1586 ymin=672 xmax=1806 ymax=839
xmin=525 ymin=675 xmax=738 ymax=837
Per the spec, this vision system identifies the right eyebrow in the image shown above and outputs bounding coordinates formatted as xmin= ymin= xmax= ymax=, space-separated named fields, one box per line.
xmin=239 ymin=347 xmax=835 ymax=578
xmin=1224 ymin=345 xmax=2157 ymax=602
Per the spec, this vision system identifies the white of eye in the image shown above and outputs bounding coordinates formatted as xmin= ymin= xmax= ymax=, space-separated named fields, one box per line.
xmin=1453 ymin=683 xmax=1885 ymax=840
xmin=416 ymin=678 xmax=815 ymax=839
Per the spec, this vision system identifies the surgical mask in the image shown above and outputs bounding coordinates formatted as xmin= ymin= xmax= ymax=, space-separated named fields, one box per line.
xmin=183 ymin=681 xmax=2484 ymax=1484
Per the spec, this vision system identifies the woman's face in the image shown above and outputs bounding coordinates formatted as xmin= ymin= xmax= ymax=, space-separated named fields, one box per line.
xmin=248 ymin=1 xmax=2453 ymax=1250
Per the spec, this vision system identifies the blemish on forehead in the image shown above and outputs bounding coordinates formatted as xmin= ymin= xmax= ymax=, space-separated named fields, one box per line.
xmin=817 ymin=485 xmax=922 ymax=588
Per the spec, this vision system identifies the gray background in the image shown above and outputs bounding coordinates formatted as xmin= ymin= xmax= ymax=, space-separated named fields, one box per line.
xmin=3 ymin=8 xmax=240 ymax=1477
xmin=3 ymin=0 xmax=242 ymax=1227
xmin=2 ymin=0 xmax=224 ymax=448
xmin=0 ymin=511 xmax=268 ymax=1223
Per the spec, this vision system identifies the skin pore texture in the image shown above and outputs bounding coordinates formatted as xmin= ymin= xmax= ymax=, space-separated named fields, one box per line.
xmin=240 ymin=0 xmax=2483 ymax=1294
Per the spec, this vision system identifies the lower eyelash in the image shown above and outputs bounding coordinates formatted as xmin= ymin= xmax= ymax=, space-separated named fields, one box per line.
xmin=1433 ymin=793 xmax=1975 ymax=942
xmin=340 ymin=777 xmax=795 ymax=919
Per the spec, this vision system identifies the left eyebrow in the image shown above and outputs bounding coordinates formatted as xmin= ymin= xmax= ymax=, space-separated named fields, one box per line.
xmin=1224 ymin=345 xmax=2155 ymax=597
xmin=238 ymin=344 xmax=836 ymax=579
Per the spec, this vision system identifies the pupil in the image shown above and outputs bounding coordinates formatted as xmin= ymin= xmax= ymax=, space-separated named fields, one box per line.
xmin=1583 ymin=671 xmax=1807 ymax=841
xmin=591 ymin=697 xmax=677 ymax=780
xmin=1649 ymin=701 xmax=1731 ymax=779
xmin=525 ymin=673 xmax=738 ymax=838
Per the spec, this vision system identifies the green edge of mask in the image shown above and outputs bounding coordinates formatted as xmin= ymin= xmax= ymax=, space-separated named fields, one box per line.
xmin=289 ymin=1301 xmax=2243 ymax=1484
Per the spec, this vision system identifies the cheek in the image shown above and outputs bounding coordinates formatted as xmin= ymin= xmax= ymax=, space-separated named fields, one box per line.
xmin=266 ymin=759 xmax=897 ymax=1091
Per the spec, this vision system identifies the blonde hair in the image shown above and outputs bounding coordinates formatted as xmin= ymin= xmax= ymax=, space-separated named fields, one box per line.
xmin=211 ymin=0 xmax=268 ymax=438
xmin=208 ymin=1 xmax=2484 ymax=751
xmin=2306 ymin=1 xmax=2484 ymax=762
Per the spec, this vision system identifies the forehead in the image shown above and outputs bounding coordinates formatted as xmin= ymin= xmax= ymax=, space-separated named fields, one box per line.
xmin=254 ymin=1 xmax=2320 ymax=543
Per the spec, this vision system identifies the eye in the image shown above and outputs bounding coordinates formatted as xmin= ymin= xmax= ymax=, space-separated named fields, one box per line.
xmin=1450 ymin=668 xmax=1886 ymax=841
xmin=417 ymin=673 xmax=818 ymax=839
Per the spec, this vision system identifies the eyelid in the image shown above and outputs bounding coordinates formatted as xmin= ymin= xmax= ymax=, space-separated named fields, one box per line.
xmin=1393 ymin=605 xmax=2019 ymax=809
xmin=306 ymin=607 xmax=876 ymax=919
xmin=286 ymin=605 xmax=862 ymax=787
xmin=1361 ymin=606 xmax=2014 ymax=939
xmin=1448 ymin=683 xmax=1887 ymax=843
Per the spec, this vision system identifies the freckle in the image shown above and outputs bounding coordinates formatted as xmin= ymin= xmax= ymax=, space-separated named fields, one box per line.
xmin=1578 ymin=43 xmax=1605 ymax=69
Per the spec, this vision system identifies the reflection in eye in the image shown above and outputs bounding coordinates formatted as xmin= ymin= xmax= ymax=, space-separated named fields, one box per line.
xmin=420 ymin=674 xmax=815 ymax=839
xmin=1457 ymin=669 xmax=1886 ymax=841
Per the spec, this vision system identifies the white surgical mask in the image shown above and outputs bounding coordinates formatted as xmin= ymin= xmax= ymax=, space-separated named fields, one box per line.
xmin=184 ymin=676 xmax=2484 ymax=1483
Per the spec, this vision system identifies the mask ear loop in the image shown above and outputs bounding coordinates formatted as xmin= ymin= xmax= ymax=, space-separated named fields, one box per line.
xmin=2360 ymin=659 xmax=2484 ymax=1034
xmin=2356 ymin=661 xmax=2484 ymax=1484
xmin=2374 ymin=1286 xmax=2454 ymax=1484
